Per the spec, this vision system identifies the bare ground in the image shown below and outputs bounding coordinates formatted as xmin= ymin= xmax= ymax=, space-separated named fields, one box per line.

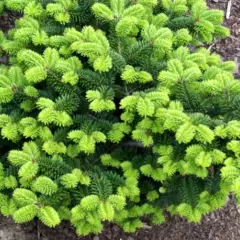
xmin=1 ymin=198 xmax=240 ymax=240
xmin=208 ymin=0 xmax=240 ymax=77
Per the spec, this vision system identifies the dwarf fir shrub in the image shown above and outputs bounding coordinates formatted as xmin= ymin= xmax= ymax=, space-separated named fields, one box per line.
xmin=0 ymin=0 xmax=239 ymax=236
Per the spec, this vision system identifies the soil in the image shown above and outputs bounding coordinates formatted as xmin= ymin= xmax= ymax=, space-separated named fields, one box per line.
xmin=0 ymin=11 xmax=18 ymax=32
xmin=207 ymin=0 xmax=240 ymax=77
xmin=0 ymin=11 xmax=20 ymax=65
xmin=1 ymin=198 xmax=240 ymax=240
xmin=1 ymin=0 xmax=240 ymax=239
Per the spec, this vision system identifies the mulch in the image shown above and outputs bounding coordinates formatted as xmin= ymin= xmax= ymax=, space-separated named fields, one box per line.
xmin=207 ymin=0 xmax=240 ymax=77
xmin=0 ymin=11 xmax=17 ymax=32
xmin=0 ymin=11 xmax=20 ymax=65
xmin=1 ymin=0 xmax=240 ymax=239
xmin=1 ymin=198 xmax=240 ymax=240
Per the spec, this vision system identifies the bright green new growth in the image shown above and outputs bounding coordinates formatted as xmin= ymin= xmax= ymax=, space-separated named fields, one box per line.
xmin=0 ymin=0 xmax=238 ymax=236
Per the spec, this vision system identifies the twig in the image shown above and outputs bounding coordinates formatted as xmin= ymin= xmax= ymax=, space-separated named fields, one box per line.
xmin=124 ymin=83 xmax=130 ymax=96
xmin=208 ymin=41 xmax=217 ymax=51
xmin=142 ymin=223 xmax=152 ymax=230
xmin=86 ymin=113 xmax=98 ymax=120
xmin=226 ymin=0 xmax=232 ymax=19
xmin=37 ymin=219 xmax=41 ymax=240
xmin=121 ymin=141 xmax=153 ymax=148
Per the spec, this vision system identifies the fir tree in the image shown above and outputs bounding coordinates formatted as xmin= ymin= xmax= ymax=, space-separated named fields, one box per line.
xmin=0 ymin=0 xmax=239 ymax=236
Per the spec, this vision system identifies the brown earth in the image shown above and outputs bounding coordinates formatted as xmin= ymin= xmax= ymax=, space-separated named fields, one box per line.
xmin=1 ymin=198 xmax=240 ymax=240
xmin=1 ymin=0 xmax=240 ymax=239
xmin=207 ymin=0 xmax=240 ymax=77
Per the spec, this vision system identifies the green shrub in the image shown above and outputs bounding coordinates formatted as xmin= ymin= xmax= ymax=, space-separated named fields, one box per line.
xmin=0 ymin=2 xmax=3 ymax=15
xmin=0 ymin=0 xmax=239 ymax=236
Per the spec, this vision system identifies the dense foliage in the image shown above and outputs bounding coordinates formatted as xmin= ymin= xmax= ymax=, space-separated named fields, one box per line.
xmin=0 ymin=0 xmax=239 ymax=236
